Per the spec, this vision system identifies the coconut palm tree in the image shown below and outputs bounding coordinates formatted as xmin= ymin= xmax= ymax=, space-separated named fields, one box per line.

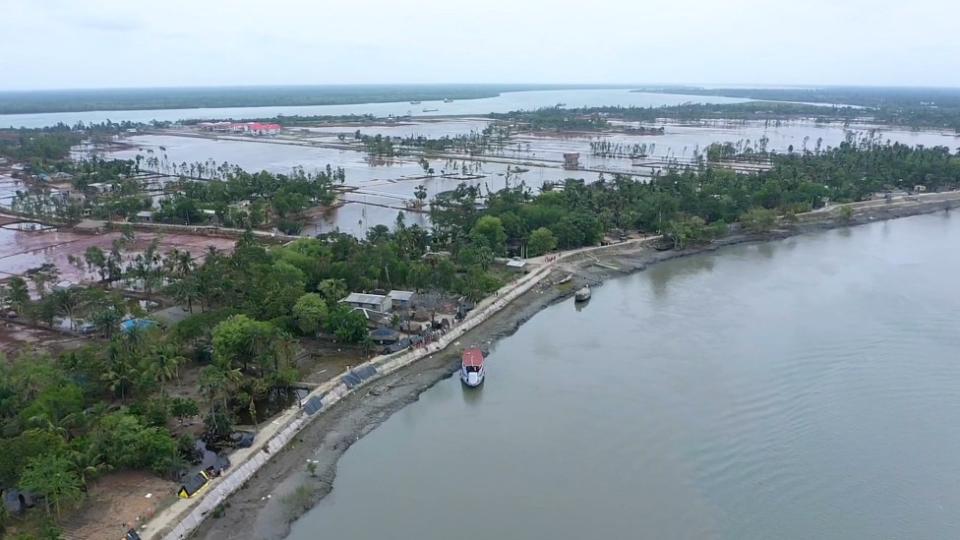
xmin=148 ymin=344 xmax=186 ymax=396
xmin=50 ymin=287 xmax=82 ymax=331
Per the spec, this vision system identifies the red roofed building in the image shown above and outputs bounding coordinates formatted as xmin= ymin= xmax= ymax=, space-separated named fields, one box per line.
xmin=246 ymin=122 xmax=281 ymax=135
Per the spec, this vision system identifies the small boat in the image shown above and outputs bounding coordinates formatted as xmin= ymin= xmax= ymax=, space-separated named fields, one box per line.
xmin=557 ymin=274 xmax=573 ymax=285
xmin=422 ymin=108 xmax=439 ymax=112
xmin=443 ymin=98 xmax=454 ymax=103
xmin=410 ymin=100 xmax=421 ymax=105
xmin=461 ymin=348 xmax=485 ymax=387
xmin=575 ymin=286 xmax=591 ymax=302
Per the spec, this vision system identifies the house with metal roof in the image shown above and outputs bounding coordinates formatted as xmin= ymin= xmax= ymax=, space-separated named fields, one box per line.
xmin=388 ymin=290 xmax=416 ymax=310
xmin=505 ymin=258 xmax=529 ymax=273
xmin=340 ymin=292 xmax=391 ymax=313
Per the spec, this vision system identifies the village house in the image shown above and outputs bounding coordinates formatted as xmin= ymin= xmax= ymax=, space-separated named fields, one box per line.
xmin=505 ymin=258 xmax=528 ymax=273
xmin=340 ymin=292 xmax=392 ymax=313
xmin=388 ymin=290 xmax=416 ymax=310
xmin=197 ymin=121 xmax=281 ymax=136
xmin=87 ymin=182 xmax=112 ymax=194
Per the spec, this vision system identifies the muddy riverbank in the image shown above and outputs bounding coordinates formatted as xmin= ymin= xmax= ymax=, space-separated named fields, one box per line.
xmin=190 ymin=193 xmax=960 ymax=540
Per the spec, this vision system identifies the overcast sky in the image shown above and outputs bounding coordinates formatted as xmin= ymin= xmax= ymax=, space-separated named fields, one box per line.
xmin=2 ymin=0 xmax=959 ymax=91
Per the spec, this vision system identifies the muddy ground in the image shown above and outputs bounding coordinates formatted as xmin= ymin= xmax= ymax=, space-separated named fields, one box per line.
xmin=0 ymin=226 xmax=235 ymax=285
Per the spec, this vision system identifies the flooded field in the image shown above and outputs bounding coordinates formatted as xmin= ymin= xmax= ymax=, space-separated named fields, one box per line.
xmin=92 ymin=134 xmax=602 ymax=236
xmin=89 ymin=118 xmax=960 ymax=235
xmin=0 ymin=225 xmax=235 ymax=286
xmin=302 ymin=117 xmax=494 ymax=139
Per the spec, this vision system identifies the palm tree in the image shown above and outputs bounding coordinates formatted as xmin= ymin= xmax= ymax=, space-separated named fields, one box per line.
xmin=200 ymin=364 xmax=242 ymax=411
xmin=7 ymin=277 xmax=29 ymax=312
xmin=148 ymin=344 xmax=186 ymax=395
xmin=51 ymin=287 xmax=82 ymax=331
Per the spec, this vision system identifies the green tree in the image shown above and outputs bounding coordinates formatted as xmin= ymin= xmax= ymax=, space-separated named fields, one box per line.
xmin=0 ymin=430 xmax=67 ymax=487
xmin=18 ymin=453 xmax=84 ymax=517
xmin=471 ymin=216 xmax=507 ymax=255
xmin=83 ymin=246 xmax=108 ymax=281
xmin=665 ymin=215 xmax=707 ymax=249
xmin=170 ymin=397 xmax=200 ymax=425
xmin=212 ymin=314 xmax=285 ymax=373
xmin=145 ymin=344 xmax=186 ymax=395
xmin=740 ymin=207 xmax=778 ymax=233
xmin=91 ymin=412 xmax=177 ymax=474
xmin=293 ymin=293 xmax=328 ymax=336
xmin=527 ymin=227 xmax=558 ymax=257
xmin=838 ymin=205 xmax=854 ymax=223
xmin=50 ymin=287 xmax=82 ymax=331
xmin=316 ymin=278 xmax=348 ymax=306
xmin=414 ymin=184 xmax=428 ymax=206
xmin=6 ymin=277 xmax=29 ymax=314
xmin=326 ymin=307 xmax=369 ymax=343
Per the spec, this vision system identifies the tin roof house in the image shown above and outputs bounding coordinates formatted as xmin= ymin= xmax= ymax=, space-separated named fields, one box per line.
xmin=340 ymin=292 xmax=392 ymax=313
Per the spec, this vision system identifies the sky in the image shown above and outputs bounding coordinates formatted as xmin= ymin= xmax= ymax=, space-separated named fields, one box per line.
xmin=2 ymin=0 xmax=959 ymax=91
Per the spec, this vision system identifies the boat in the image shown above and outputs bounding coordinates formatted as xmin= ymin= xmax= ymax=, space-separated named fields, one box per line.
xmin=443 ymin=98 xmax=454 ymax=103
xmin=422 ymin=108 xmax=439 ymax=112
xmin=461 ymin=348 xmax=485 ymax=387
xmin=410 ymin=100 xmax=421 ymax=104
xmin=575 ymin=286 xmax=591 ymax=302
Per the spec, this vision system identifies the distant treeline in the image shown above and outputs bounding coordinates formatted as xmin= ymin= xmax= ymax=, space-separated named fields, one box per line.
xmin=635 ymin=86 xmax=960 ymax=132
xmin=182 ymin=114 xmax=376 ymax=127
xmin=0 ymin=84 xmax=619 ymax=115
xmin=492 ymin=103 xmax=863 ymax=128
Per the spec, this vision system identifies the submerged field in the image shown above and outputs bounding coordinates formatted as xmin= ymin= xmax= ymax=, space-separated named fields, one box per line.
xmin=90 ymin=117 xmax=960 ymax=235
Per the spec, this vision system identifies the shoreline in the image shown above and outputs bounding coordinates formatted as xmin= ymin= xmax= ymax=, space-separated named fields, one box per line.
xmin=188 ymin=193 xmax=960 ymax=540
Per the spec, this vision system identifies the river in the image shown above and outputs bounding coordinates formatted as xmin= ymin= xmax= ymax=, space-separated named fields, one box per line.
xmin=286 ymin=212 xmax=960 ymax=540
xmin=0 ymin=89 xmax=748 ymax=129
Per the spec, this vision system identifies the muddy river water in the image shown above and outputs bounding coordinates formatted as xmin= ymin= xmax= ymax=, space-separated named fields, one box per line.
xmin=286 ymin=213 xmax=960 ymax=540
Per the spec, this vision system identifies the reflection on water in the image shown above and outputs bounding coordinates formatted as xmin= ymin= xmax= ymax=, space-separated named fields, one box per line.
xmin=647 ymin=252 xmax=717 ymax=297
xmin=287 ymin=213 xmax=960 ymax=540
xmin=460 ymin=384 xmax=484 ymax=408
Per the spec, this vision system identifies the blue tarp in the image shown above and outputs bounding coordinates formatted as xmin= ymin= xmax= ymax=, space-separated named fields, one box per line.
xmin=121 ymin=318 xmax=157 ymax=333
xmin=341 ymin=372 xmax=363 ymax=389
xmin=353 ymin=365 xmax=378 ymax=380
xmin=304 ymin=395 xmax=324 ymax=415
xmin=369 ymin=327 xmax=400 ymax=343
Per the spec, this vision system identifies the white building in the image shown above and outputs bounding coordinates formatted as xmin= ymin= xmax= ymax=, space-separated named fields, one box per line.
xmin=505 ymin=259 xmax=529 ymax=273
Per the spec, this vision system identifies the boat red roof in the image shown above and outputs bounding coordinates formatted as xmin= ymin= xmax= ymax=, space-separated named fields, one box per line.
xmin=462 ymin=348 xmax=484 ymax=367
